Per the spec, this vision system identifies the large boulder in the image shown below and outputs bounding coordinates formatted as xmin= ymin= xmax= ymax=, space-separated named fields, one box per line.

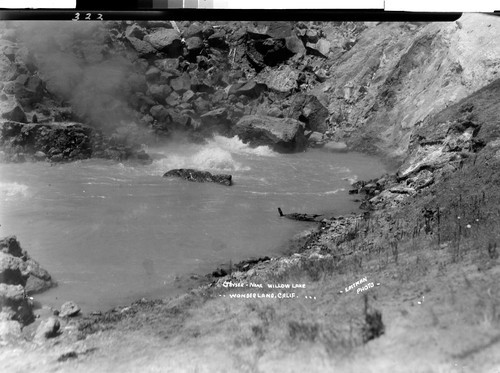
xmin=0 ymin=236 xmax=23 ymax=257
xmin=285 ymin=35 xmax=306 ymax=55
xmin=13 ymin=74 xmax=44 ymax=109
xmin=0 ymin=250 xmax=54 ymax=295
xmin=306 ymin=39 xmax=331 ymax=57
xmin=256 ymin=65 xmax=299 ymax=94
xmin=164 ymin=169 xmax=232 ymax=186
xmin=185 ymin=36 xmax=204 ymax=56
xmin=170 ymin=74 xmax=191 ymax=93
xmin=229 ymin=80 xmax=267 ymax=98
xmin=199 ymin=107 xmax=232 ymax=134
xmin=148 ymin=84 xmax=172 ymax=101
xmin=126 ymin=37 xmax=157 ymax=57
xmin=1 ymin=100 xmax=27 ymax=123
xmin=125 ymin=24 xmax=146 ymax=40
xmin=144 ymin=28 xmax=183 ymax=57
xmin=233 ymin=115 xmax=307 ymax=153
xmin=288 ymin=94 xmax=329 ymax=132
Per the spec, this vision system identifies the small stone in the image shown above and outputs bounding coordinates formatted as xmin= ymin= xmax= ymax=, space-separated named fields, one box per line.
xmin=59 ymin=301 xmax=80 ymax=318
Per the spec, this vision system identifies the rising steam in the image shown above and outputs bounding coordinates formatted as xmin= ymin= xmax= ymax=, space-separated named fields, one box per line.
xmin=15 ymin=21 xmax=141 ymax=134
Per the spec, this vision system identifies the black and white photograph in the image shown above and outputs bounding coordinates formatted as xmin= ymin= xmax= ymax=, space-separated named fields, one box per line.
xmin=0 ymin=6 xmax=499 ymax=372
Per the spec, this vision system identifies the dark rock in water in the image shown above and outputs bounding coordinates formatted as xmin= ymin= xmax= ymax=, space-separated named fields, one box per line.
xmin=35 ymin=316 xmax=60 ymax=340
xmin=277 ymin=207 xmax=323 ymax=222
xmin=164 ymin=169 xmax=232 ymax=186
xmin=59 ymin=301 xmax=81 ymax=318
xmin=233 ymin=115 xmax=306 ymax=153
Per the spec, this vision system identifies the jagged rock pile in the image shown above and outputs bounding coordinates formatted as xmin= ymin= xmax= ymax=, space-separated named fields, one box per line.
xmin=118 ymin=20 xmax=340 ymax=149
xmin=1 ymin=15 xmax=499 ymax=164
xmin=0 ymin=236 xmax=54 ymax=341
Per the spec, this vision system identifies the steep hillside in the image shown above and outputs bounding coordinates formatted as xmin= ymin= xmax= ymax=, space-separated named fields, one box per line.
xmin=310 ymin=13 xmax=500 ymax=163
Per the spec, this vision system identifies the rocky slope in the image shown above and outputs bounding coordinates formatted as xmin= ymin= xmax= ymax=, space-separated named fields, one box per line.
xmin=1 ymin=14 xmax=498 ymax=165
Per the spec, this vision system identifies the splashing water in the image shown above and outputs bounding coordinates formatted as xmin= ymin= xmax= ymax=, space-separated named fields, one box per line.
xmin=0 ymin=182 xmax=30 ymax=200
xmin=148 ymin=135 xmax=274 ymax=174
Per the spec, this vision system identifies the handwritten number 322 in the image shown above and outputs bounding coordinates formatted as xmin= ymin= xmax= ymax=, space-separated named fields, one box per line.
xmin=72 ymin=13 xmax=103 ymax=21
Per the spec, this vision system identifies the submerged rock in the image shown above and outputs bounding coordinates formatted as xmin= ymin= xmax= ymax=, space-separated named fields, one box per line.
xmin=163 ymin=168 xmax=232 ymax=186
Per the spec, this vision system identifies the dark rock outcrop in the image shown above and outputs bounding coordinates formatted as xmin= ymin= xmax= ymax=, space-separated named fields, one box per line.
xmin=0 ymin=236 xmax=54 ymax=294
xmin=0 ymin=236 xmax=54 ymax=331
xmin=163 ymin=168 xmax=232 ymax=186
xmin=232 ymin=115 xmax=306 ymax=153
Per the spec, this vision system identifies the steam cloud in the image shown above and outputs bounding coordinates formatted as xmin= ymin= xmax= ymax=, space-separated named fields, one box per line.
xmin=15 ymin=21 xmax=141 ymax=134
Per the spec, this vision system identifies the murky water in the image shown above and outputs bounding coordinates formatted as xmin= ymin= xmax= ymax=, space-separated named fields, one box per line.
xmin=0 ymin=136 xmax=386 ymax=311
